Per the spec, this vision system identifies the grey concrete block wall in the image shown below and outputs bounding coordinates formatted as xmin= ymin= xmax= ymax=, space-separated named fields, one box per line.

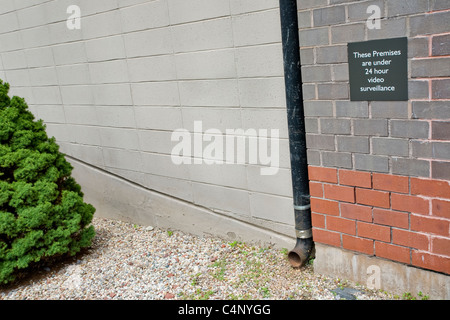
xmin=297 ymin=0 xmax=450 ymax=179
xmin=0 ymin=0 xmax=297 ymax=239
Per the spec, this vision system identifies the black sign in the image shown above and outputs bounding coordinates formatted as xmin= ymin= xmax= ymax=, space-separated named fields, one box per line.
xmin=348 ymin=37 xmax=408 ymax=101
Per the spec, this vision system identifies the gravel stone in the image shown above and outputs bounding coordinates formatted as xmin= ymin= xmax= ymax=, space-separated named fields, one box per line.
xmin=0 ymin=217 xmax=394 ymax=300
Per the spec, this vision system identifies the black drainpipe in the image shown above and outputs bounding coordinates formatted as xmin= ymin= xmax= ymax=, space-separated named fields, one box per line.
xmin=279 ymin=0 xmax=314 ymax=267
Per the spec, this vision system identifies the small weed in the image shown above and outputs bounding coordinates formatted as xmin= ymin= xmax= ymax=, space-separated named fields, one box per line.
xmin=280 ymin=248 xmax=289 ymax=256
xmin=402 ymin=292 xmax=416 ymax=300
xmin=167 ymin=230 xmax=173 ymax=237
xmin=418 ymin=291 xmax=430 ymax=300
xmin=260 ymin=286 xmax=271 ymax=298
xmin=211 ymin=259 xmax=227 ymax=281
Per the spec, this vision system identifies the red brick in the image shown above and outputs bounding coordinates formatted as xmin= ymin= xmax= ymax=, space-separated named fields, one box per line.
xmin=309 ymin=181 xmax=323 ymax=197
xmin=339 ymin=169 xmax=372 ymax=188
xmin=411 ymin=178 xmax=450 ymax=199
xmin=391 ymin=193 xmax=429 ymax=215
xmin=372 ymin=173 xmax=409 ymax=193
xmin=311 ymin=198 xmax=339 ymax=216
xmin=432 ymin=237 xmax=450 ymax=256
xmin=324 ymin=184 xmax=355 ymax=203
xmin=311 ymin=213 xmax=326 ymax=229
xmin=312 ymin=228 xmax=341 ymax=247
xmin=432 ymin=199 xmax=450 ymax=219
xmin=412 ymin=251 xmax=450 ymax=274
xmin=308 ymin=166 xmax=338 ymax=183
xmin=373 ymin=208 xmax=409 ymax=229
xmin=356 ymin=188 xmax=390 ymax=208
xmin=340 ymin=203 xmax=372 ymax=222
xmin=392 ymin=229 xmax=429 ymax=250
xmin=326 ymin=216 xmax=356 ymax=235
xmin=411 ymin=215 xmax=449 ymax=237
xmin=357 ymin=221 xmax=391 ymax=242
xmin=342 ymin=234 xmax=373 ymax=255
xmin=375 ymin=242 xmax=410 ymax=264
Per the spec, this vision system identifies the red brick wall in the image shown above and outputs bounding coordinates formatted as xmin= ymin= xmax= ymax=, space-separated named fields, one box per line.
xmin=309 ymin=166 xmax=450 ymax=274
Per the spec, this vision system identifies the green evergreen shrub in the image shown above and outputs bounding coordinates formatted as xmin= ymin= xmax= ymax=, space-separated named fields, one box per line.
xmin=0 ymin=80 xmax=95 ymax=284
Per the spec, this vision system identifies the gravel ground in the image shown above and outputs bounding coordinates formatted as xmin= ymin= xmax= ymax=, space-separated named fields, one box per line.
xmin=0 ymin=217 xmax=395 ymax=300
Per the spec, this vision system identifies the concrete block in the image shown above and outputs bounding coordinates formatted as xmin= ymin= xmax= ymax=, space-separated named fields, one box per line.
xmin=52 ymin=42 xmax=87 ymax=65
xmin=35 ymin=105 xmax=66 ymax=123
xmin=1 ymin=50 xmax=27 ymax=70
xmin=317 ymin=83 xmax=349 ymax=100
xmin=322 ymin=151 xmax=353 ymax=169
xmin=21 ymin=25 xmax=51 ymax=49
xmin=392 ymin=157 xmax=430 ymax=177
xmin=230 ymin=0 xmax=278 ymax=14
xmin=102 ymin=147 xmax=142 ymax=172
xmin=168 ymin=0 xmax=230 ymax=25
xmin=313 ymin=6 xmax=346 ymax=27
xmin=120 ymin=0 xmax=169 ymax=32
xmin=100 ymin=127 xmax=140 ymax=150
xmin=305 ymin=118 xmax=319 ymax=133
xmin=141 ymin=152 xmax=190 ymax=180
xmin=300 ymin=48 xmax=314 ymax=65
xmin=3 ymin=69 xmax=30 ymax=87
xmin=353 ymin=119 xmax=388 ymax=136
xmin=64 ymin=105 xmax=98 ymax=126
xmin=60 ymin=85 xmax=94 ymax=105
xmin=331 ymin=23 xmax=365 ymax=44
xmin=390 ymin=120 xmax=429 ymax=139
xmin=0 ymin=0 xmax=14 ymax=15
xmin=92 ymin=84 xmax=132 ymax=106
xmin=78 ymin=0 xmax=119 ymax=15
xmin=236 ymin=44 xmax=284 ymax=78
xmin=128 ymin=55 xmax=177 ymax=82
xmin=89 ymin=60 xmax=129 ymax=84
xmin=386 ymin=0 xmax=429 ymax=17
xmin=432 ymin=161 xmax=450 ymax=180
xmin=348 ymin=0 xmax=384 ymax=22
xmin=302 ymin=84 xmax=316 ymax=100
xmin=232 ymin=9 xmax=281 ymax=47
xmin=171 ymin=17 xmax=233 ymax=53
xmin=304 ymin=101 xmax=333 ymax=117
xmin=306 ymin=134 xmax=335 ymax=151
xmin=432 ymin=121 xmax=450 ymax=140
xmin=247 ymin=165 xmax=293 ymax=197
xmin=179 ymin=79 xmax=239 ymax=107
xmin=131 ymin=82 xmax=180 ymax=106
xmin=66 ymin=124 xmax=102 ymax=146
xmin=320 ymin=118 xmax=351 ymax=135
xmin=297 ymin=10 xmax=312 ymax=29
xmin=372 ymin=137 xmax=409 ymax=157
xmin=432 ymin=34 xmax=450 ymax=56
xmin=336 ymin=101 xmax=368 ymax=118
xmin=135 ymin=106 xmax=183 ymax=131
xmin=337 ymin=136 xmax=369 ymax=153
xmin=181 ymin=107 xmax=241 ymax=133
xmin=81 ymin=10 xmax=122 ymax=40
xmin=307 ymin=149 xmax=321 ymax=166
xmin=408 ymin=80 xmax=429 ymax=99
xmin=410 ymin=11 xmax=450 ymax=36
xmin=408 ymin=37 xmax=429 ymax=58
xmin=238 ymin=78 xmax=286 ymax=108
xmin=432 ymin=79 xmax=450 ymax=99
xmin=25 ymin=47 xmax=54 ymax=68
xmin=176 ymin=49 xmax=237 ymax=80
xmin=142 ymin=173 xmax=194 ymax=203
xmin=28 ymin=67 xmax=58 ymax=86
xmin=371 ymin=101 xmax=408 ymax=119
xmin=48 ymin=21 xmax=82 ymax=46
xmin=240 ymin=109 xmax=289 ymax=139
xmin=189 ymin=163 xmax=248 ymax=189
xmin=67 ymin=144 xmax=105 ymax=168
xmin=332 ymin=64 xmax=349 ymax=82
xmin=354 ymin=153 xmax=389 ymax=173
xmin=124 ymin=28 xmax=173 ymax=58
xmin=138 ymin=130 xmax=174 ymax=155
xmin=299 ymin=27 xmax=329 ymax=46
xmin=96 ymin=106 xmax=137 ymax=128
xmin=85 ymin=36 xmax=126 ymax=62
xmin=0 ymin=31 xmax=23 ymax=52
xmin=297 ymin=0 xmax=327 ymax=9
xmin=412 ymin=101 xmax=450 ymax=119
xmin=412 ymin=57 xmax=449 ymax=78
xmin=301 ymin=65 xmax=332 ymax=83
xmin=249 ymin=193 xmax=294 ymax=225
xmin=31 ymin=86 xmax=62 ymax=105
xmin=56 ymin=64 xmax=91 ymax=85
xmin=367 ymin=17 xmax=407 ymax=41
